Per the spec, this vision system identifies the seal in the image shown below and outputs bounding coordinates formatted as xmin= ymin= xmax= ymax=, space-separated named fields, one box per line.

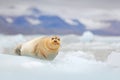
xmin=15 ymin=36 xmax=61 ymax=60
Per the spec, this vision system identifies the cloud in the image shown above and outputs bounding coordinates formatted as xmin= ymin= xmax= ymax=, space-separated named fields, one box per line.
xmin=79 ymin=18 xmax=111 ymax=30
xmin=0 ymin=0 xmax=120 ymax=30
xmin=0 ymin=5 xmax=29 ymax=16
xmin=0 ymin=0 xmax=120 ymax=9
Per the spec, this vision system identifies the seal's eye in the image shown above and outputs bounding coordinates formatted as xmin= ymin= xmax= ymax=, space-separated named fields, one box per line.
xmin=58 ymin=38 xmax=60 ymax=41
xmin=51 ymin=38 xmax=54 ymax=40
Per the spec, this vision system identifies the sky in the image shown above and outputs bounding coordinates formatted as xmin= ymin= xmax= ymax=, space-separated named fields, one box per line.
xmin=0 ymin=0 xmax=120 ymax=30
xmin=0 ymin=0 xmax=120 ymax=9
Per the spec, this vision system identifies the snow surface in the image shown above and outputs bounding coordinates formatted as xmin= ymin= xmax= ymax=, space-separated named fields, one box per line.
xmin=6 ymin=18 xmax=13 ymax=23
xmin=0 ymin=34 xmax=120 ymax=80
xmin=26 ymin=18 xmax=41 ymax=25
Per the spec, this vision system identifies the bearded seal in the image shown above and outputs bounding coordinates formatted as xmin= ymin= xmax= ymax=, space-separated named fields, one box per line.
xmin=15 ymin=36 xmax=61 ymax=60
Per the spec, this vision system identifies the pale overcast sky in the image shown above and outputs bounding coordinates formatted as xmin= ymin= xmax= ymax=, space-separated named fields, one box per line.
xmin=0 ymin=0 xmax=120 ymax=9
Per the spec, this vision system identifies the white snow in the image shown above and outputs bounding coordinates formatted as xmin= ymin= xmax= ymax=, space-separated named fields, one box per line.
xmin=107 ymin=52 xmax=120 ymax=67
xmin=26 ymin=18 xmax=41 ymax=25
xmin=64 ymin=19 xmax=78 ymax=25
xmin=0 ymin=34 xmax=120 ymax=80
xmin=81 ymin=31 xmax=94 ymax=42
xmin=6 ymin=18 xmax=13 ymax=23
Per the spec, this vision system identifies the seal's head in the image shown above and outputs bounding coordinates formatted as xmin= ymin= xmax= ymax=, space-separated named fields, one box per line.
xmin=49 ymin=36 xmax=60 ymax=49
xmin=51 ymin=36 xmax=60 ymax=45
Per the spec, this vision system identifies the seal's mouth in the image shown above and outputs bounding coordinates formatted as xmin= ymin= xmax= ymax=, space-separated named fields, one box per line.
xmin=53 ymin=41 xmax=60 ymax=45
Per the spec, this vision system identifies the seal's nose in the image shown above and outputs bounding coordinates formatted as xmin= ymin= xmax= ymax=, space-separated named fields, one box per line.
xmin=54 ymin=40 xmax=57 ymax=42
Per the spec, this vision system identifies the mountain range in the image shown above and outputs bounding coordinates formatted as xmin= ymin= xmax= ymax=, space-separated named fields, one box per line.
xmin=0 ymin=8 xmax=120 ymax=36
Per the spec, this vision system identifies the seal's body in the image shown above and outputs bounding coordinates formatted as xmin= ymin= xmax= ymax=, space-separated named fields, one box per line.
xmin=15 ymin=36 xmax=60 ymax=60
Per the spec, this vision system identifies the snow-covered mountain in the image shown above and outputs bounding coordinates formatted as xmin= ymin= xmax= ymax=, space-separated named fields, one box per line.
xmin=0 ymin=15 xmax=85 ymax=35
xmin=0 ymin=7 xmax=120 ymax=36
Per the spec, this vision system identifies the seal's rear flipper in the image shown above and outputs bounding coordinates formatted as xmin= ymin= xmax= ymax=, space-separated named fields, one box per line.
xmin=14 ymin=44 xmax=22 ymax=55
